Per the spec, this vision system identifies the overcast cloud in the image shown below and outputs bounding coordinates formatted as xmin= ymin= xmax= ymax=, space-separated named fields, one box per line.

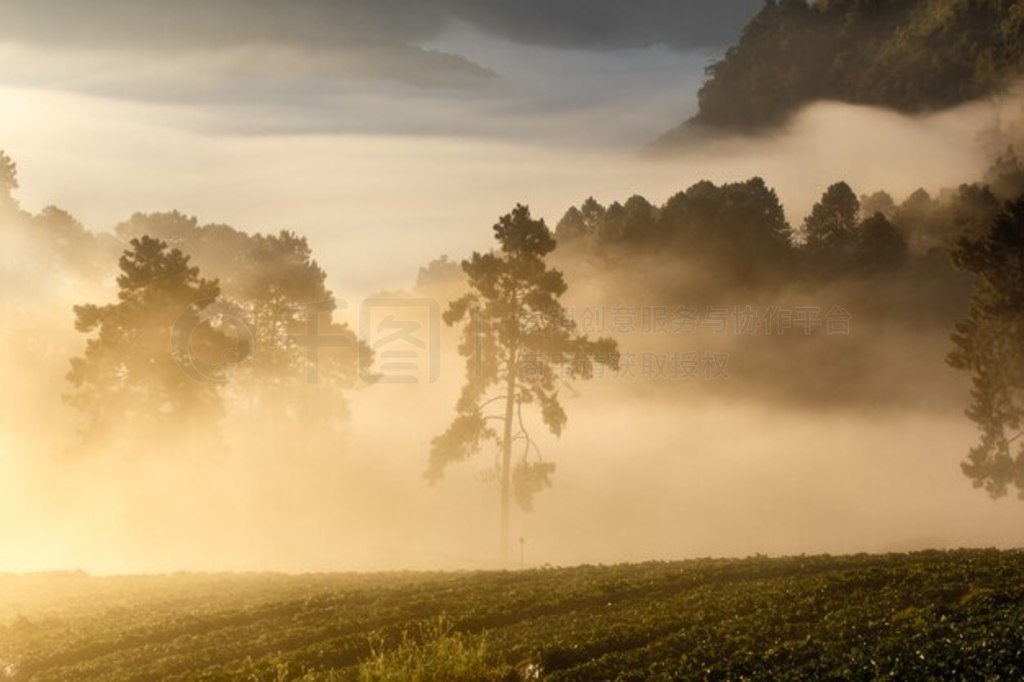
xmin=0 ymin=1 xmax=761 ymax=53
xmin=0 ymin=1 xmax=761 ymax=144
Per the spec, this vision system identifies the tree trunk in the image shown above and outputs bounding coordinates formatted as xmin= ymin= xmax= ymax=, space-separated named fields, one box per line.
xmin=500 ymin=284 xmax=520 ymax=566
xmin=500 ymin=358 xmax=516 ymax=565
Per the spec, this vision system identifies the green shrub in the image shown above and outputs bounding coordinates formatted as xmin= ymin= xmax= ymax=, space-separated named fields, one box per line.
xmin=357 ymin=615 xmax=512 ymax=682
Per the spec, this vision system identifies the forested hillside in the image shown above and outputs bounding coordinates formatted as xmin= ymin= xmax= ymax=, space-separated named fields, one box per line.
xmin=660 ymin=0 xmax=1024 ymax=142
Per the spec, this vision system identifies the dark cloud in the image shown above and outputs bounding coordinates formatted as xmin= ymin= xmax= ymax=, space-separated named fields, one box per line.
xmin=0 ymin=0 xmax=760 ymax=54
xmin=0 ymin=0 xmax=493 ymax=88
xmin=443 ymin=0 xmax=765 ymax=51
xmin=0 ymin=1 xmax=442 ymax=50
xmin=0 ymin=1 xmax=755 ymax=142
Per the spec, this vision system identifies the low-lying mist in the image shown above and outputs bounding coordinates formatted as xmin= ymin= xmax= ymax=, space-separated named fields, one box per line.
xmin=1 ymin=82 xmax=1024 ymax=575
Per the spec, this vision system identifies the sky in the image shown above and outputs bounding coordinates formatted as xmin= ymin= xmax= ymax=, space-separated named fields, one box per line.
xmin=0 ymin=0 xmax=762 ymax=144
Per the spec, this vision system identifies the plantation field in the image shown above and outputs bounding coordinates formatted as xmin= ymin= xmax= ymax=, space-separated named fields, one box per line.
xmin=3 ymin=550 xmax=1024 ymax=680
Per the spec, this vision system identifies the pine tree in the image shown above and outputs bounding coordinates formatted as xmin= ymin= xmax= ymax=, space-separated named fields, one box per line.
xmin=429 ymin=205 xmax=619 ymax=561
xmin=948 ymin=197 xmax=1024 ymax=497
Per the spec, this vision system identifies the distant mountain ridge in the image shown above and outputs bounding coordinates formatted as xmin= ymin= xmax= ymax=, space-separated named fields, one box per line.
xmin=658 ymin=0 xmax=1024 ymax=146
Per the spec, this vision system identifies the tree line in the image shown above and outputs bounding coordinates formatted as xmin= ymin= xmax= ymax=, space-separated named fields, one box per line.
xmin=553 ymin=148 xmax=1024 ymax=288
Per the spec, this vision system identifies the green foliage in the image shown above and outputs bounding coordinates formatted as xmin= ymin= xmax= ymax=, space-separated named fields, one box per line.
xmin=0 ymin=146 xmax=376 ymax=458
xmin=66 ymin=236 xmax=230 ymax=442
xmin=856 ymin=212 xmax=908 ymax=272
xmin=948 ymin=197 xmax=1024 ymax=497
xmin=0 ymin=149 xmax=18 ymax=208
xmin=0 ymin=152 xmax=119 ymax=283
xmin=676 ymin=0 xmax=1024 ymax=134
xmin=416 ymin=255 xmax=463 ymax=291
xmin=29 ymin=206 xmax=113 ymax=280
xmin=986 ymin=145 xmax=1024 ymax=201
xmin=801 ymin=182 xmax=908 ymax=273
xmin=804 ymin=181 xmax=860 ymax=255
xmin=114 ymin=211 xmax=374 ymax=437
xmin=6 ymin=551 xmax=1024 ymax=680
xmin=356 ymin=616 xmax=510 ymax=682
xmin=860 ymin=190 xmax=897 ymax=219
xmin=556 ymin=178 xmax=794 ymax=285
xmin=661 ymin=177 xmax=793 ymax=264
xmin=556 ymin=177 xmax=919 ymax=285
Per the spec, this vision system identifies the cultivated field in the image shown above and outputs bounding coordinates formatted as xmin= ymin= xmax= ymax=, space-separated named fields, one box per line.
xmin=3 ymin=550 xmax=1024 ymax=680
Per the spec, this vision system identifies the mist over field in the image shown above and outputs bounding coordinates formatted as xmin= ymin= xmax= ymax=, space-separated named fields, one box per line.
xmin=2 ymin=0 xmax=1024 ymax=581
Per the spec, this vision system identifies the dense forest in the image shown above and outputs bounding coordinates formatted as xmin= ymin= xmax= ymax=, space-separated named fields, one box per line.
xmin=658 ymin=0 xmax=1024 ymax=142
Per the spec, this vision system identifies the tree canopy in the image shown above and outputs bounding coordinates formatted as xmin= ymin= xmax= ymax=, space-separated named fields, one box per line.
xmin=66 ymin=236 xmax=232 ymax=445
xmin=0 ymin=149 xmax=18 ymax=208
xmin=114 ymin=212 xmax=373 ymax=434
